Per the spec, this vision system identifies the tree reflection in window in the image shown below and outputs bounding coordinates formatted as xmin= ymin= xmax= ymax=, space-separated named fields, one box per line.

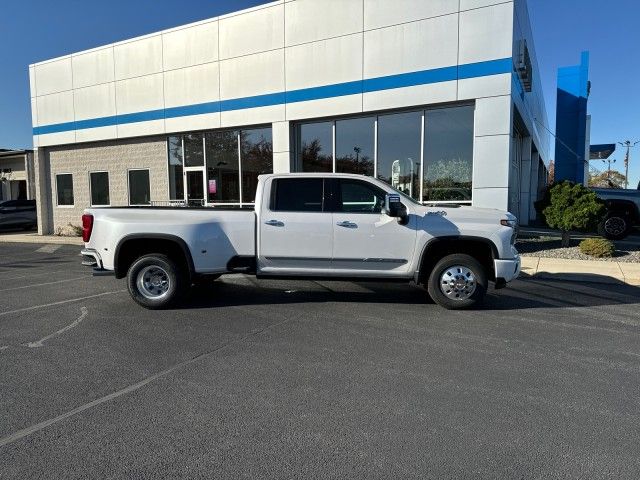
xmin=423 ymin=106 xmax=474 ymax=202
xmin=241 ymin=128 xmax=273 ymax=203
xmin=335 ymin=117 xmax=374 ymax=176
xmin=205 ymin=130 xmax=239 ymax=203
xmin=298 ymin=122 xmax=332 ymax=172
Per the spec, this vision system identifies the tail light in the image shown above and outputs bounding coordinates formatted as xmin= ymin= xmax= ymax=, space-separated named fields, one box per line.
xmin=82 ymin=214 xmax=94 ymax=242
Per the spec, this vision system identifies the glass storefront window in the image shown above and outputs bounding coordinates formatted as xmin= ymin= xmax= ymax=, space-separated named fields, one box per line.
xmin=205 ymin=130 xmax=239 ymax=203
xmin=297 ymin=122 xmax=333 ymax=172
xmin=423 ymin=105 xmax=474 ymax=202
xmin=335 ymin=117 xmax=374 ymax=176
xmin=184 ymin=133 xmax=204 ymax=167
xmin=241 ymin=128 xmax=273 ymax=203
xmin=377 ymin=111 xmax=422 ymax=200
xmin=168 ymin=136 xmax=184 ymax=200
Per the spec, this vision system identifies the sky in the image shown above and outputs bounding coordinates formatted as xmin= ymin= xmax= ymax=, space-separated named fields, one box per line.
xmin=1 ymin=0 xmax=639 ymax=187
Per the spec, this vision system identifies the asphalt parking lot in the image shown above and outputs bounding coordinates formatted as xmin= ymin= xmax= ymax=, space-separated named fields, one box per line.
xmin=0 ymin=242 xmax=639 ymax=479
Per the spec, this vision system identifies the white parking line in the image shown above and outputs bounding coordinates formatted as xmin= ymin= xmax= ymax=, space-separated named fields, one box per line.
xmin=35 ymin=245 xmax=62 ymax=254
xmin=0 ymin=277 xmax=87 ymax=293
xmin=0 ymin=313 xmax=293 ymax=448
xmin=0 ymin=290 xmax=126 ymax=318
xmin=23 ymin=307 xmax=89 ymax=348
xmin=0 ymin=269 xmax=83 ymax=281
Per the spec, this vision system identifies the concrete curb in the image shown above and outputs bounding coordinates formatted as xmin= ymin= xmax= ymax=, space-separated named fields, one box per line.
xmin=521 ymin=257 xmax=640 ymax=286
xmin=0 ymin=233 xmax=83 ymax=246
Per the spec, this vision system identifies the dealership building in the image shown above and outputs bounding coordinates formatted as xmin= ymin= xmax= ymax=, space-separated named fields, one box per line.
xmin=29 ymin=0 xmax=550 ymax=234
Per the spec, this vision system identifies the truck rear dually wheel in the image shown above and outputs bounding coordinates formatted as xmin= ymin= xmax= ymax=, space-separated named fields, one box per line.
xmin=427 ymin=254 xmax=487 ymax=310
xmin=127 ymin=254 xmax=186 ymax=309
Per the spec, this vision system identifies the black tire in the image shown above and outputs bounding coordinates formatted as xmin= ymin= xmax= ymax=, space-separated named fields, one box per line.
xmin=127 ymin=254 xmax=186 ymax=309
xmin=427 ymin=254 xmax=488 ymax=310
xmin=598 ymin=212 xmax=631 ymax=240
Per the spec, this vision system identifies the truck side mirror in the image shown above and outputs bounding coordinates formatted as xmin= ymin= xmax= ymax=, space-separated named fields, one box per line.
xmin=384 ymin=194 xmax=408 ymax=225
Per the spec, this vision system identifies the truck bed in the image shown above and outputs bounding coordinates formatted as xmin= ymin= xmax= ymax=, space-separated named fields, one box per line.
xmin=84 ymin=207 xmax=256 ymax=273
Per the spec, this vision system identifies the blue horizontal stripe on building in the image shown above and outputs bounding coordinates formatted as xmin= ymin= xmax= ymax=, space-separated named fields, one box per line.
xmin=33 ymin=58 xmax=512 ymax=136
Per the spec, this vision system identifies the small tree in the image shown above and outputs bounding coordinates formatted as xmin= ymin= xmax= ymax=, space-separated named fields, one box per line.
xmin=543 ymin=181 xmax=605 ymax=247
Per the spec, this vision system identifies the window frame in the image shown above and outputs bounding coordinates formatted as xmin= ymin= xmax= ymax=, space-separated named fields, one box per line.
xmin=293 ymin=103 xmax=475 ymax=205
xmin=88 ymin=171 xmax=111 ymax=207
xmin=127 ymin=168 xmax=151 ymax=206
xmin=55 ymin=173 xmax=74 ymax=208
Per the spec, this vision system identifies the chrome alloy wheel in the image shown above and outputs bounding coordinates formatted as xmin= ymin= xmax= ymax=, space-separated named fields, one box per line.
xmin=604 ymin=216 xmax=626 ymax=236
xmin=137 ymin=265 xmax=171 ymax=300
xmin=439 ymin=265 xmax=477 ymax=301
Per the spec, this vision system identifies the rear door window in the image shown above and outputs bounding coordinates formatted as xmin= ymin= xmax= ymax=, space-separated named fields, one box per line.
xmin=272 ymin=178 xmax=325 ymax=212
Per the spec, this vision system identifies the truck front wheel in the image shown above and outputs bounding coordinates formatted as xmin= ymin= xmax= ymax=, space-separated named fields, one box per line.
xmin=599 ymin=212 xmax=631 ymax=240
xmin=127 ymin=254 xmax=186 ymax=309
xmin=427 ymin=254 xmax=487 ymax=310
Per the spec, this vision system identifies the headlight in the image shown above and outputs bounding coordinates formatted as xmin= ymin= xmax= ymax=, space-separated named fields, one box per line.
xmin=500 ymin=219 xmax=517 ymax=228
xmin=501 ymin=218 xmax=518 ymax=244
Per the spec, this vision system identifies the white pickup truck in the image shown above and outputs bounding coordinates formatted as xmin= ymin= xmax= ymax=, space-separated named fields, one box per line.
xmin=81 ymin=173 xmax=520 ymax=310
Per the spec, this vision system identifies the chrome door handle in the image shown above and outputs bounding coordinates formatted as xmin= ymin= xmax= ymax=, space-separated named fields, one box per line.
xmin=265 ymin=219 xmax=284 ymax=227
xmin=337 ymin=221 xmax=357 ymax=228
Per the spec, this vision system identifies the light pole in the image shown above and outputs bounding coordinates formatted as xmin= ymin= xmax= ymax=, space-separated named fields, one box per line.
xmin=618 ymin=140 xmax=639 ymax=189
xmin=602 ymin=158 xmax=616 ymax=181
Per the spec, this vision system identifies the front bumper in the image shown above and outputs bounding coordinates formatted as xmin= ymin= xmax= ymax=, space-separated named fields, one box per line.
xmin=494 ymin=254 xmax=521 ymax=287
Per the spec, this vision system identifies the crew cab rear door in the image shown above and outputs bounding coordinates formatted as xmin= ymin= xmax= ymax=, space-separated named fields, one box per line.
xmin=257 ymin=177 xmax=333 ymax=274
xmin=330 ymin=178 xmax=417 ymax=276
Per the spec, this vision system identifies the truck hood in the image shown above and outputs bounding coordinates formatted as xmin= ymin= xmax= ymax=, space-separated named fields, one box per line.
xmin=413 ymin=204 xmax=516 ymax=225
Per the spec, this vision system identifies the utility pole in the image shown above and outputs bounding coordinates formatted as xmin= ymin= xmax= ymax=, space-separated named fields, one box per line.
xmin=618 ymin=140 xmax=639 ymax=189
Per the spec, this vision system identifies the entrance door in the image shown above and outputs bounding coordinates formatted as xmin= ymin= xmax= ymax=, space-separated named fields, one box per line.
xmin=185 ymin=170 xmax=205 ymax=206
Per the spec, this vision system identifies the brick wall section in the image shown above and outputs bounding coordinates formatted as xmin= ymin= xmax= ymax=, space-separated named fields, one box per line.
xmin=45 ymin=136 xmax=168 ymax=232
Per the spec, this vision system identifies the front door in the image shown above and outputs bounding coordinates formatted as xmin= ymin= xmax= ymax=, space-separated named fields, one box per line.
xmin=185 ymin=170 xmax=205 ymax=206
xmin=331 ymin=178 xmax=417 ymax=276
xmin=258 ymin=177 xmax=333 ymax=274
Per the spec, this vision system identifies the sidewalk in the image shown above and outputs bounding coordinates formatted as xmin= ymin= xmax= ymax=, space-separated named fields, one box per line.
xmin=0 ymin=232 xmax=83 ymax=246
xmin=521 ymin=257 xmax=640 ymax=286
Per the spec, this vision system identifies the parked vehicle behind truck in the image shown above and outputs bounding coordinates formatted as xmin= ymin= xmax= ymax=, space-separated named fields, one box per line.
xmin=593 ymin=187 xmax=640 ymax=239
xmin=81 ymin=174 xmax=521 ymax=310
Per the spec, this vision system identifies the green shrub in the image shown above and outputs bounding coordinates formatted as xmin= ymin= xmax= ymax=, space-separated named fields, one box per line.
xmin=579 ymin=238 xmax=615 ymax=258
xmin=543 ymin=181 xmax=605 ymax=247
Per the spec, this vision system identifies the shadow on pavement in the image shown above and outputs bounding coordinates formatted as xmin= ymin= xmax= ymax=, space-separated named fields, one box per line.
xmin=179 ymin=273 xmax=640 ymax=311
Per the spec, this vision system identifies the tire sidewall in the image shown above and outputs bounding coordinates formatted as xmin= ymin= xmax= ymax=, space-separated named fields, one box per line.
xmin=427 ymin=254 xmax=488 ymax=310
xmin=127 ymin=254 xmax=183 ymax=309
xmin=599 ymin=213 xmax=630 ymax=240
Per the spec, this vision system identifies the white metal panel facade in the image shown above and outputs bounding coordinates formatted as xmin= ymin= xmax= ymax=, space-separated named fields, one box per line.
xmin=28 ymin=0 xmax=549 ymax=216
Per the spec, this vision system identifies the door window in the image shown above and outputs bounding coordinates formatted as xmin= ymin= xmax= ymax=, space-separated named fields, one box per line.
xmin=272 ymin=178 xmax=324 ymax=212
xmin=337 ymin=179 xmax=386 ymax=213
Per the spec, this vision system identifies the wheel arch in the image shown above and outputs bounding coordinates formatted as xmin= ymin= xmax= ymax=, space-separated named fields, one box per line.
xmin=604 ymin=200 xmax=639 ymax=223
xmin=416 ymin=236 xmax=498 ymax=284
xmin=114 ymin=234 xmax=195 ymax=279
